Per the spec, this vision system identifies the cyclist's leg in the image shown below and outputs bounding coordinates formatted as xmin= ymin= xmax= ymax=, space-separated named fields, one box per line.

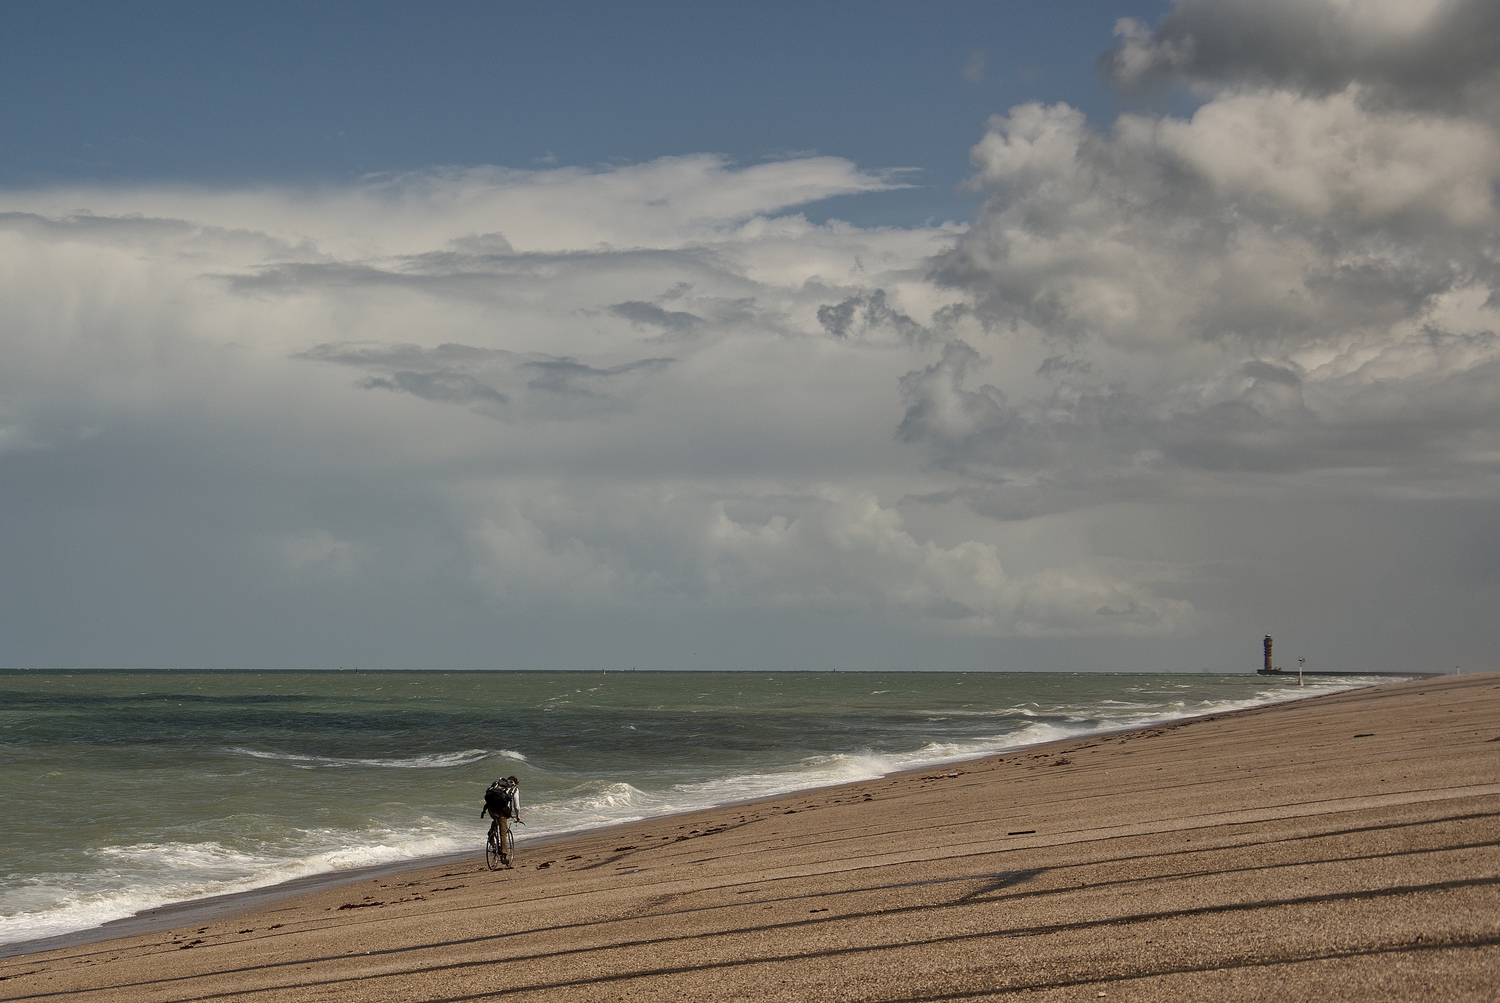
xmin=486 ymin=816 xmax=503 ymax=869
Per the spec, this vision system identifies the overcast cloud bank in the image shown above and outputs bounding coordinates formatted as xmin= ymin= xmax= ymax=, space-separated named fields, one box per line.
xmin=2 ymin=0 xmax=1497 ymax=670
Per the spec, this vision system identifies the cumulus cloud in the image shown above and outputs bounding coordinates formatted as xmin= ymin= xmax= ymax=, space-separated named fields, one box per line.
xmin=928 ymin=0 xmax=1500 ymax=518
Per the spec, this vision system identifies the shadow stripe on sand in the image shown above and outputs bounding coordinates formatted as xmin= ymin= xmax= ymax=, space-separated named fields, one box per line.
xmin=25 ymin=873 xmax=1497 ymax=1003
xmin=876 ymin=934 xmax=1500 ymax=1002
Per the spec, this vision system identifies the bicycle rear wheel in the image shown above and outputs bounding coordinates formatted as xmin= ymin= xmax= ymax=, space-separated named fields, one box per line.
xmin=486 ymin=824 xmax=504 ymax=870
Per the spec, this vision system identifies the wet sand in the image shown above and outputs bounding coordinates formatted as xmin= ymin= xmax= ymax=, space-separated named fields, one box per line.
xmin=3 ymin=673 xmax=1498 ymax=1001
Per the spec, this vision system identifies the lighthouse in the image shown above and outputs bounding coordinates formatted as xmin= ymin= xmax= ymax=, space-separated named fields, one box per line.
xmin=1263 ymin=634 xmax=1274 ymax=673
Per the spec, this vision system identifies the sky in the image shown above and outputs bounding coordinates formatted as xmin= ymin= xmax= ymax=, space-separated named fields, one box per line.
xmin=2 ymin=0 xmax=1497 ymax=672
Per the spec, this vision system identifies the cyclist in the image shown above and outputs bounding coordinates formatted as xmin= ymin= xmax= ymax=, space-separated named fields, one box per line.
xmin=481 ymin=776 xmax=522 ymax=867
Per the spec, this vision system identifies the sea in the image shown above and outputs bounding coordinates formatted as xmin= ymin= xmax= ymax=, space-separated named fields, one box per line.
xmin=0 ymin=668 xmax=1380 ymax=950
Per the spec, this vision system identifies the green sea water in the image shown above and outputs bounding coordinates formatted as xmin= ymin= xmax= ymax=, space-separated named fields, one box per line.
xmin=0 ymin=668 xmax=1371 ymax=947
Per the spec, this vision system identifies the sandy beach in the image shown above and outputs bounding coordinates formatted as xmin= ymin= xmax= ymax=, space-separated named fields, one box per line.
xmin=3 ymin=673 xmax=1497 ymax=1001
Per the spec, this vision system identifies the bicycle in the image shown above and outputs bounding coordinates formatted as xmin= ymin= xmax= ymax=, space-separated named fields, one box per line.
xmin=486 ymin=815 xmax=515 ymax=869
xmin=482 ymin=776 xmax=522 ymax=869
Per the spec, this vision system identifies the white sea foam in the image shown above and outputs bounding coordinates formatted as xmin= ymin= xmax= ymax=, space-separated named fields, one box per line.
xmin=0 ymin=825 xmax=471 ymax=947
xmin=226 ymin=748 xmax=506 ymax=769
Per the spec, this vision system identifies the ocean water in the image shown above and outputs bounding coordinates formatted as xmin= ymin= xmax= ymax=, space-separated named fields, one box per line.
xmin=0 ymin=668 xmax=1375 ymax=948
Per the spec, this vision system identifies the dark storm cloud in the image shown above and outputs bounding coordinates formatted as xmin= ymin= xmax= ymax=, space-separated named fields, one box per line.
xmin=1035 ymin=355 xmax=1094 ymax=378
xmin=296 ymin=342 xmax=515 ymax=369
xmin=523 ymin=357 xmax=674 ymax=395
xmin=358 ymin=370 xmax=509 ymax=406
xmin=295 ymin=339 xmax=673 ymax=415
xmin=1099 ymin=0 xmax=1500 ymax=113
xmin=608 ymin=301 xmax=703 ymax=336
xmin=816 ymin=289 xmax=945 ymax=345
xmin=1240 ymin=361 xmax=1300 ymax=387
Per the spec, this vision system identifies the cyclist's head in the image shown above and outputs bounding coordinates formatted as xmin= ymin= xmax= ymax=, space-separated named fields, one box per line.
xmin=508 ymin=775 xmax=519 ymax=784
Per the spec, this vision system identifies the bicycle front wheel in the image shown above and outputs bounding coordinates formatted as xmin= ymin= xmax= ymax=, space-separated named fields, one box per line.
xmin=499 ymin=822 xmax=515 ymax=868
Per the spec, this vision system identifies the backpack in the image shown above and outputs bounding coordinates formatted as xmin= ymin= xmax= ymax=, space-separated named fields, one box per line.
xmin=484 ymin=779 xmax=517 ymax=819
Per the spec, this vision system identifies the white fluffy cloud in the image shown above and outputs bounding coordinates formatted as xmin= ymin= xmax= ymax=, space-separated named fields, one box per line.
xmin=927 ymin=0 xmax=1500 ymax=518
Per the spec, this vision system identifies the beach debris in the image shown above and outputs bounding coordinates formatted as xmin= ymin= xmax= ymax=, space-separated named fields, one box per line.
xmin=1007 ymin=830 xmax=1036 ymax=836
xmin=1051 ymin=757 xmax=1072 ymax=766
xmin=1354 ymin=733 xmax=1375 ymax=738
xmin=614 ymin=845 xmax=636 ymax=851
xmin=920 ymin=771 xmax=963 ymax=779
xmin=337 ymin=901 xmax=384 ymax=910
xmin=809 ymin=907 xmax=828 ymax=913
xmin=537 ymin=860 xmax=555 ymax=869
